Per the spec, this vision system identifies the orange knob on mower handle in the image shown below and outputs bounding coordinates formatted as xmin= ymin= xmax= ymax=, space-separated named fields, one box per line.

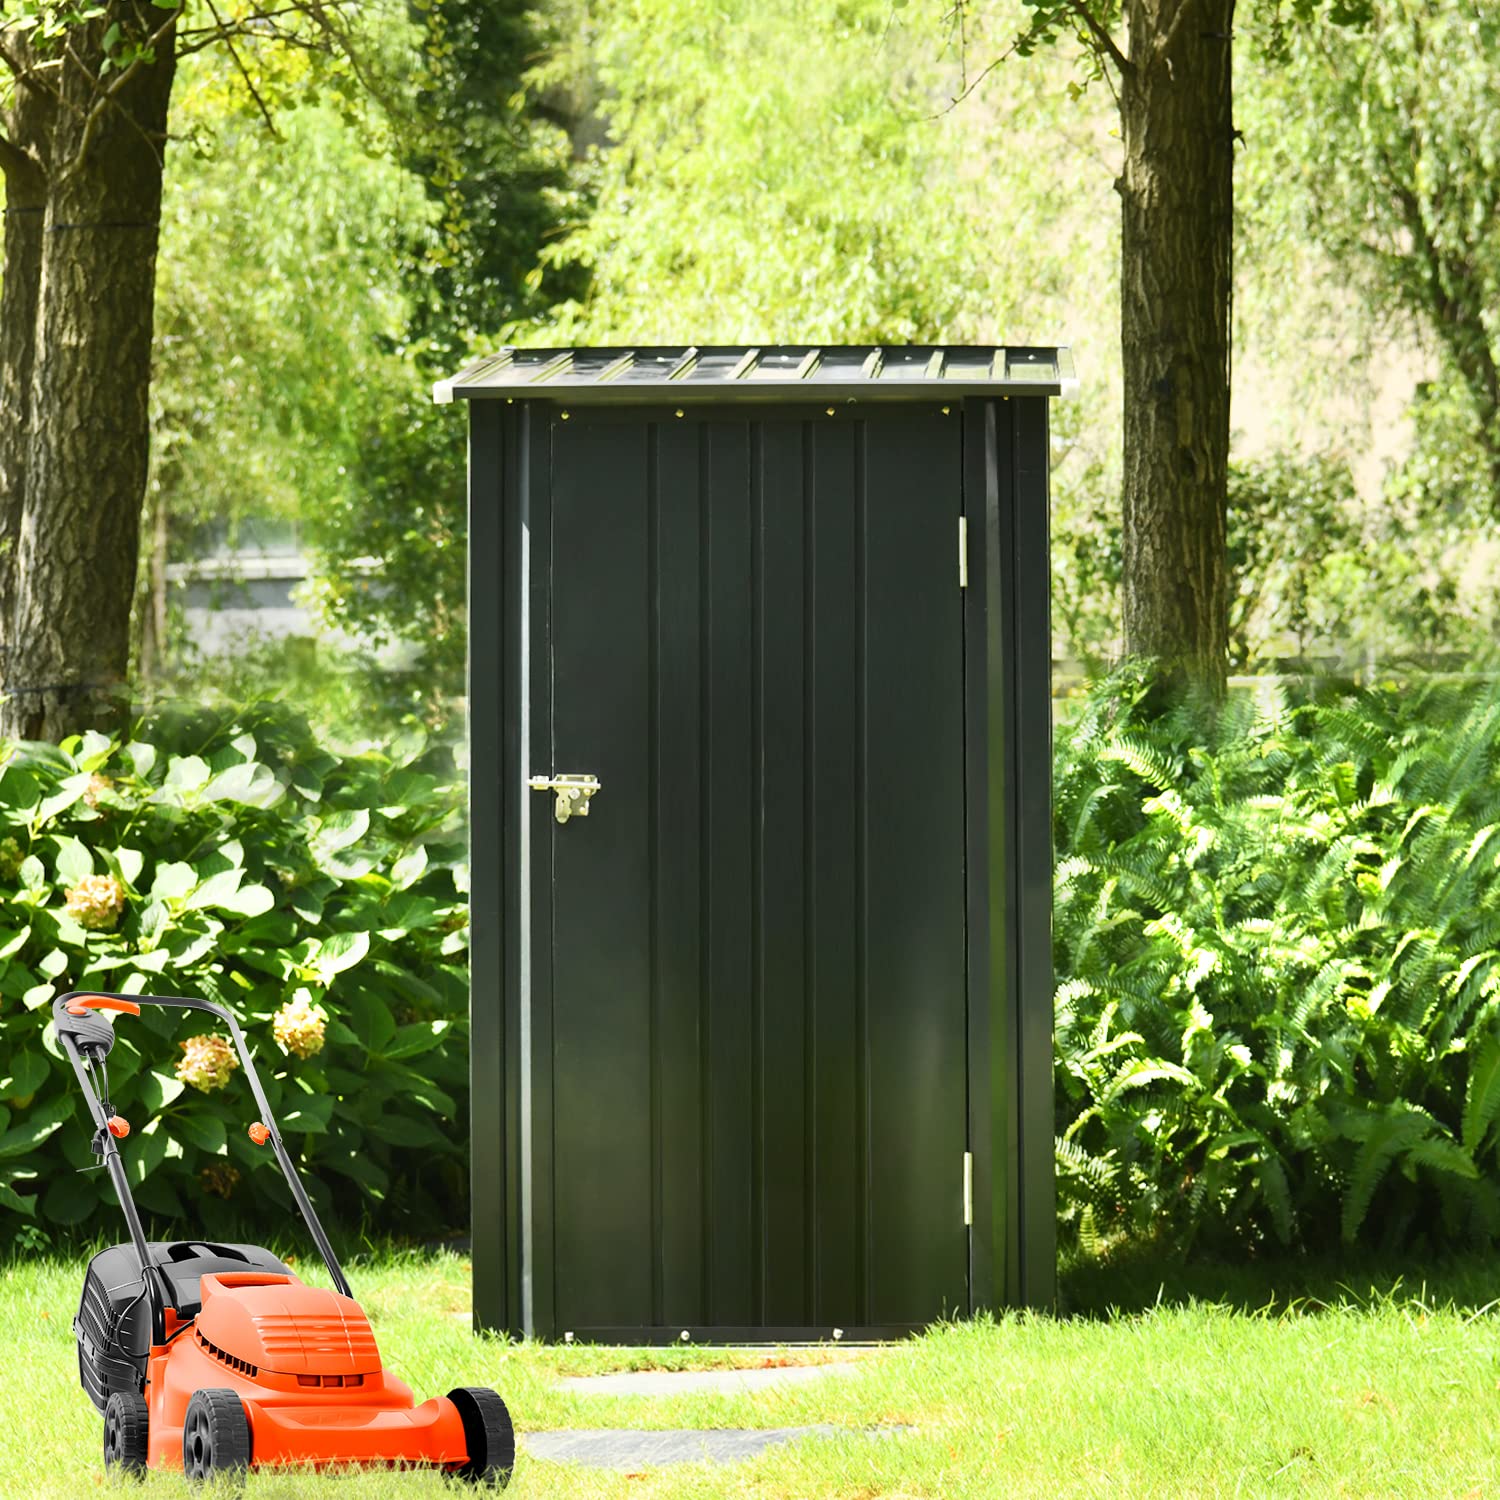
xmin=65 ymin=996 xmax=141 ymax=1018
xmin=248 ymin=1122 xmax=271 ymax=1146
xmin=107 ymin=1116 xmax=130 ymax=1139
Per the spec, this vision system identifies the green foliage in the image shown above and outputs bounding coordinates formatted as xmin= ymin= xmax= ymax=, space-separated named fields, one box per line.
xmin=151 ymin=57 xmax=435 ymax=553
xmin=1227 ymin=454 xmax=1362 ymax=669
xmin=1055 ymin=668 xmax=1500 ymax=1257
xmin=0 ymin=707 xmax=469 ymax=1248
xmin=1247 ymin=0 xmax=1500 ymax=505
xmin=1225 ymin=452 xmax=1498 ymax=671
xmin=396 ymin=0 xmax=583 ymax=369
xmin=525 ymin=0 xmax=1032 ymax=344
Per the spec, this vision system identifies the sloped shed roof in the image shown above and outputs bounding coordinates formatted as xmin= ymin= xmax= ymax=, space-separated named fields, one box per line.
xmin=434 ymin=345 xmax=1076 ymax=404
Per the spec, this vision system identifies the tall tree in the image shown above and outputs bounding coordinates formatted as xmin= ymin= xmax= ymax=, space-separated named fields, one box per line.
xmin=0 ymin=1 xmax=401 ymax=741
xmin=982 ymin=0 xmax=1372 ymax=698
xmin=998 ymin=1 xmax=1236 ymax=697
xmin=0 ymin=4 xmax=180 ymax=740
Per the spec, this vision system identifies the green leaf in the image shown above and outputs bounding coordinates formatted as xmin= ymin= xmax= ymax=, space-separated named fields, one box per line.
xmin=37 ymin=949 xmax=68 ymax=980
xmin=22 ymin=982 xmax=55 ymax=1011
xmin=1341 ymin=1108 xmax=1433 ymax=1244
xmin=323 ymin=1152 xmax=388 ymax=1196
xmin=368 ymin=1114 xmax=446 ymax=1148
xmin=279 ymin=1094 xmax=334 ymax=1134
xmin=151 ymin=862 xmax=197 ymax=901
xmin=0 ymin=1182 xmax=35 ymax=1215
xmin=203 ymin=760 xmax=285 ymax=809
xmin=382 ymin=1020 xmax=447 ymax=1061
xmin=110 ymin=847 xmax=145 ymax=888
xmin=316 ymin=930 xmax=371 ymax=978
xmin=136 ymin=901 xmax=169 ymax=946
xmin=1463 ymin=1034 xmax=1500 ymax=1154
xmin=347 ymin=987 xmax=395 ymax=1053
xmin=124 ymin=742 xmax=156 ymax=778
xmin=186 ymin=868 xmax=245 ymax=911
xmin=133 ymin=1070 xmax=181 ymax=1114
xmin=2 ymin=1050 xmax=49 ymax=1099
xmin=164 ymin=755 xmax=211 ymax=793
xmin=42 ymin=1171 xmax=101 ymax=1225
xmin=53 ymin=835 xmax=93 ymax=884
xmin=219 ymin=885 xmax=275 ymax=918
xmin=390 ymin=844 xmax=428 ymax=891
xmin=313 ymin=808 xmax=370 ymax=858
xmin=37 ymin=773 xmax=92 ymax=824
xmin=235 ymin=911 xmax=296 ymax=944
xmin=173 ymin=1112 xmax=227 ymax=1154
xmin=0 ymin=1095 xmax=72 ymax=1158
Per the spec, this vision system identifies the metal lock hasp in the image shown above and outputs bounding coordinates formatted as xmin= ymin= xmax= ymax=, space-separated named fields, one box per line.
xmin=527 ymin=773 xmax=601 ymax=824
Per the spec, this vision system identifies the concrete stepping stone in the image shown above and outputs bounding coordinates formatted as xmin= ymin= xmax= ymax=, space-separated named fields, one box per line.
xmin=522 ymin=1425 xmax=884 ymax=1468
xmin=555 ymin=1359 xmax=868 ymax=1397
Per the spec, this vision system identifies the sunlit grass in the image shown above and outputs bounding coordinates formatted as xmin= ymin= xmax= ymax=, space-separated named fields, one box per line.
xmin=6 ymin=1248 xmax=1500 ymax=1497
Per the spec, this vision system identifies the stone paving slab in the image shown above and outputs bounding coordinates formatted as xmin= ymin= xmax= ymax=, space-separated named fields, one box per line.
xmin=555 ymin=1359 xmax=868 ymax=1397
xmin=522 ymin=1425 xmax=887 ymax=1468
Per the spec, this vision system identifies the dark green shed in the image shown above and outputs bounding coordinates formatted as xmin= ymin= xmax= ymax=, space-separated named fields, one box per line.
xmin=436 ymin=345 xmax=1073 ymax=1342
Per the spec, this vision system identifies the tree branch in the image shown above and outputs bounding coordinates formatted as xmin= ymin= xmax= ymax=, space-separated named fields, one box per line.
xmin=1065 ymin=0 xmax=1130 ymax=75
xmin=1154 ymin=0 xmax=1206 ymax=62
xmin=0 ymin=30 xmax=70 ymax=110
xmin=202 ymin=0 xmax=282 ymax=139
xmin=63 ymin=6 xmax=184 ymax=178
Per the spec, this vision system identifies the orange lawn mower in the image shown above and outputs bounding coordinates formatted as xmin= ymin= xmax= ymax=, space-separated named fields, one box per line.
xmin=52 ymin=989 xmax=514 ymax=1486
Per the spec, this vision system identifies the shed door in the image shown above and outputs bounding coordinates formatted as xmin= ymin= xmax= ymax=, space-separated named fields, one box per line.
xmin=539 ymin=406 xmax=969 ymax=1336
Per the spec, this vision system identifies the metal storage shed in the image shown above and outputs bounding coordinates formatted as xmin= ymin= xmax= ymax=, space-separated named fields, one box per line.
xmin=437 ymin=344 xmax=1074 ymax=1342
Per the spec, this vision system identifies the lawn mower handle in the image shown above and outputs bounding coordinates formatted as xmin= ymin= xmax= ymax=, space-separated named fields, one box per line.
xmin=52 ymin=989 xmax=353 ymax=1317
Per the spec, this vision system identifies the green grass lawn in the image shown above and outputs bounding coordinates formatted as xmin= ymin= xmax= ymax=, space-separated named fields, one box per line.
xmin=5 ymin=1248 xmax=1500 ymax=1498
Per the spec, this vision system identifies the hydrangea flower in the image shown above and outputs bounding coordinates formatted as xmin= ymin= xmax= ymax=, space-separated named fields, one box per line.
xmin=273 ymin=991 xmax=328 ymax=1060
xmin=65 ymin=873 xmax=126 ymax=931
xmin=177 ymin=1033 xmax=239 ymax=1092
xmin=199 ymin=1163 xmax=241 ymax=1199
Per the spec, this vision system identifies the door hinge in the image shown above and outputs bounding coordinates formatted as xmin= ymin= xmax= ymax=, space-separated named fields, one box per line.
xmin=958 ymin=515 xmax=969 ymax=589
xmin=963 ymin=1150 xmax=973 ymax=1226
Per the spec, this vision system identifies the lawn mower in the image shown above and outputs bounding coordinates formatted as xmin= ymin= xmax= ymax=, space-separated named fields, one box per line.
xmin=52 ymin=988 xmax=514 ymax=1485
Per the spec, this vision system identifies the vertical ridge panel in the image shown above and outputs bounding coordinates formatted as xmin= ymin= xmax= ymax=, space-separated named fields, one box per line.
xmin=705 ymin=419 xmax=755 ymax=1327
xmin=757 ymin=418 xmax=811 ymax=1325
xmin=549 ymin=415 xmax=653 ymax=1330
xmin=801 ymin=421 xmax=820 ymax=1322
xmin=750 ymin=422 xmax=765 ymax=1325
xmin=855 ymin=425 xmax=870 ymax=1328
xmin=810 ymin=418 xmax=860 ymax=1327
xmin=656 ymin=418 xmax=707 ymax=1327
xmin=647 ymin=426 xmax=662 ymax=1326
xmin=863 ymin=408 xmax=969 ymax=1324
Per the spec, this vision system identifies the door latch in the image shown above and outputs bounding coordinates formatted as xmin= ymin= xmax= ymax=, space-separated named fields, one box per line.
xmin=527 ymin=773 xmax=601 ymax=825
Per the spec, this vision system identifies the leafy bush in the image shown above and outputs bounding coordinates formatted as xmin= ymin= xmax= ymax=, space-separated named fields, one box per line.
xmin=1056 ymin=668 xmax=1500 ymax=1258
xmin=0 ymin=705 xmax=469 ymax=1251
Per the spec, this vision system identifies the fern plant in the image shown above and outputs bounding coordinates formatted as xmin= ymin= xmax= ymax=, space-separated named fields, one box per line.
xmin=1055 ymin=667 xmax=1500 ymax=1257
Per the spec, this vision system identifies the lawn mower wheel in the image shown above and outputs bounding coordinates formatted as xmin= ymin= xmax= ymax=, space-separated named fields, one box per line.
xmin=103 ymin=1389 xmax=149 ymax=1474
xmin=447 ymin=1386 xmax=516 ymax=1486
xmin=182 ymin=1388 xmax=251 ymax=1480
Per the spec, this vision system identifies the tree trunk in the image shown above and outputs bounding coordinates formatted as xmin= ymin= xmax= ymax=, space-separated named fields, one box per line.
xmin=1119 ymin=0 xmax=1235 ymax=700
xmin=0 ymin=49 xmax=53 ymax=682
xmin=1 ymin=6 xmax=177 ymax=741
